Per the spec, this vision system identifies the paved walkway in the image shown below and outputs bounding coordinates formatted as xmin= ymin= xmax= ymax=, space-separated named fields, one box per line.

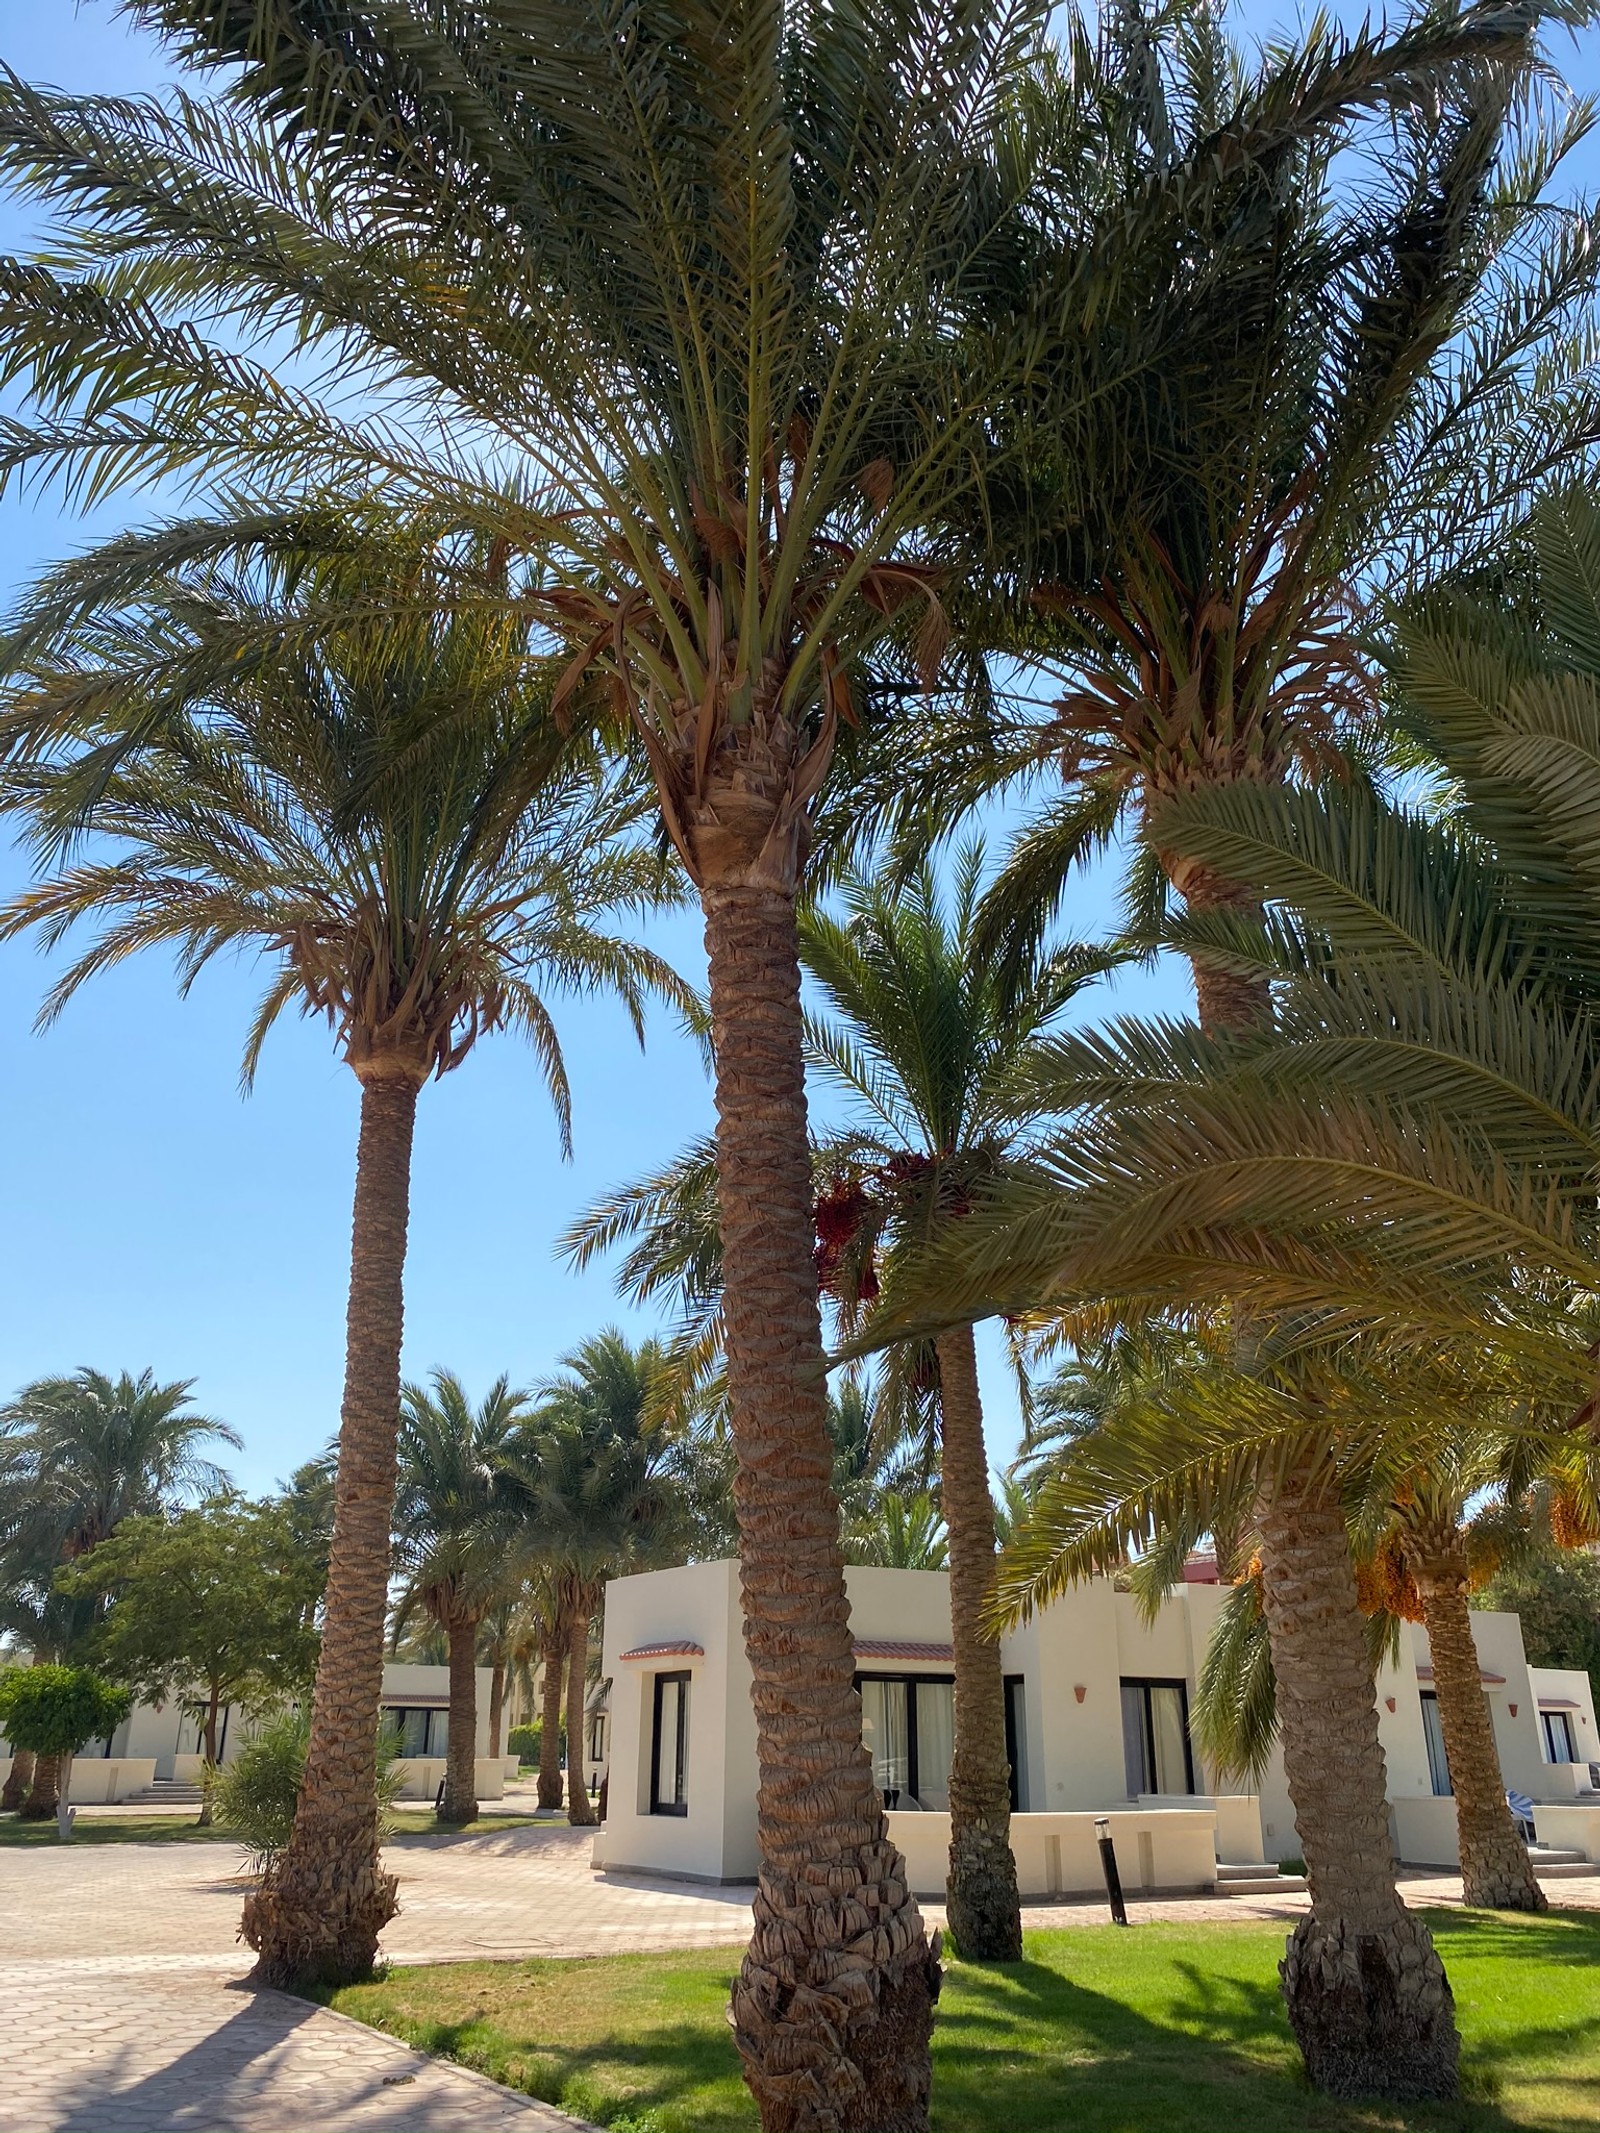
xmin=10 ymin=1819 xmax=1600 ymax=2129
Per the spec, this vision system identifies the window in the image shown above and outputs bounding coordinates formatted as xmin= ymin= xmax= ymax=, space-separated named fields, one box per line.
xmin=1542 ymin=1709 xmax=1578 ymax=1765
xmin=382 ymin=1706 xmax=447 ymax=1758
xmin=588 ymin=1710 xmax=608 ymax=1765
xmin=1120 ymin=1678 xmax=1195 ymax=1797
xmin=1420 ymin=1693 xmax=1451 ymax=1795
xmin=1003 ymin=1676 xmax=1027 ymax=1812
xmin=650 ymin=1672 xmax=689 ymax=1814
xmin=856 ymin=1674 xmax=955 ymax=1810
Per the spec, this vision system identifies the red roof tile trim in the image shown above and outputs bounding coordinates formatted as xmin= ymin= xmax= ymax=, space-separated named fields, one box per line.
xmin=1538 ymin=1698 xmax=1581 ymax=1711
xmin=853 ymin=1639 xmax=955 ymax=1663
xmin=618 ymin=1640 xmax=704 ymax=1662
xmin=1415 ymin=1666 xmax=1506 ymax=1686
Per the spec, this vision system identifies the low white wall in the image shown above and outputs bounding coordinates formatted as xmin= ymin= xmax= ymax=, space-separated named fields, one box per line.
xmin=1533 ymin=1804 xmax=1600 ymax=1860
xmin=390 ymin=1756 xmax=506 ymax=1802
xmin=1391 ymin=1795 xmax=1460 ymax=1867
xmin=887 ymin=1808 xmax=1218 ymax=1899
xmin=1140 ymin=1793 xmax=1263 ymax=1863
xmin=67 ymin=1757 xmax=157 ymax=1804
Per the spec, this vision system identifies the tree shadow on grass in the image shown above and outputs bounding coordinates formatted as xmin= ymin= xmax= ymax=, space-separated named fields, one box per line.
xmin=932 ymin=1953 xmax=1526 ymax=2133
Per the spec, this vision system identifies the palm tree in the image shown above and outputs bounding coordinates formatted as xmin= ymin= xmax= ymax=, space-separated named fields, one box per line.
xmin=0 ymin=1368 xmax=237 ymax=1817
xmin=0 ymin=525 xmax=693 ymax=1985
xmin=873 ymin=490 xmax=1600 ymax=2093
xmin=393 ymin=1371 xmax=533 ymax=1824
xmin=0 ymin=8 xmax=1518 ymax=2112
xmin=478 ymin=1583 xmax=544 ymax=1764
xmin=508 ymin=1333 xmax=685 ymax=1827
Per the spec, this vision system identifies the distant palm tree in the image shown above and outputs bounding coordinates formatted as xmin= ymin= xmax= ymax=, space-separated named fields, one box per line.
xmin=0 ymin=1368 xmax=237 ymax=1817
xmin=0 ymin=524 xmax=694 ymax=1982
xmin=508 ymin=1333 xmax=685 ymax=1827
xmin=393 ymin=1371 xmax=533 ymax=1824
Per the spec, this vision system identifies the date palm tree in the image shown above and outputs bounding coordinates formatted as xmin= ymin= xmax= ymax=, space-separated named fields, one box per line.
xmin=870 ymin=488 xmax=1600 ymax=2094
xmin=393 ymin=1370 xmax=534 ymax=1824
xmin=0 ymin=5 xmax=1520 ymax=2110
xmin=0 ymin=1368 xmax=238 ymax=1817
xmin=508 ymin=1332 xmax=685 ymax=1827
xmin=570 ymin=845 xmax=1114 ymax=1953
xmin=0 ymin=526 xmax=694 ymax=1984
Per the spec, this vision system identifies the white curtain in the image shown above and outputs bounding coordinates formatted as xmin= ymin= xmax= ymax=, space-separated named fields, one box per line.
xmin=861 ymin=1679 xmax=909 ymax=1803
xmin=1149 ymin=1686 xmax=1188 ymax=1795
xmin=915 ymin=1682 xmax=955 ymax=1809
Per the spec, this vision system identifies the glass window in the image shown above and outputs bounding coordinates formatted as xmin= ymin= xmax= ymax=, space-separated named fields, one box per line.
xmin=1120 ymin=1679 xmax=1196 ymax=1796
xmin=1004 ymin=1677 xmax=1026 ymax=1812
xmin=1542 ymin=1709 xmax=1578 ymax=1764
xmin=857 ymin=1675 xmax=955 ymax=1809
xmin=382 ymin=1707 xmax=442 ymax=1759
xmin=1420 ymin=1693 xmax=1451 ymax=1795
xmin=650 ymin=1672 xmax=689 ymax=1814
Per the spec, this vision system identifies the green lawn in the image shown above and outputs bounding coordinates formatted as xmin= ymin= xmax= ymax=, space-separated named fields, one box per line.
xmin=0 ymin=1808 xmax=550 ymax=1846
xmin=329 ymin=1910 xmax=1600 ymax=2133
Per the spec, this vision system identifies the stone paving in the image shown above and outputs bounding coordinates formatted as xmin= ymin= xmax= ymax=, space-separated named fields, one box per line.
xmin=9 ymin=1816 xmax=1600 ymax=2130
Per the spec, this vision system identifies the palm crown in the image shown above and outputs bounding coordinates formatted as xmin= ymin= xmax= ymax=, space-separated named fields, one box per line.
xmin=0 ymin=524 xmax=695 ymax=1119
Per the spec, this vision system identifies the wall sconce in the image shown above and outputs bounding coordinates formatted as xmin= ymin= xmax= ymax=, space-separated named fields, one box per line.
xmin=1384 ymin=1697 xmax=1396 ymax=1713
xmin=1074 ymin=1684 xmax=1087 ymax=1704
xmin=1509 ymin=1703 xmax=1518 ymax=1718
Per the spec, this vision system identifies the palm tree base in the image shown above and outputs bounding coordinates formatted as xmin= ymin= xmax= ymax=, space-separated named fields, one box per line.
xmin=240 ymin=1835 xmax=399 ymax=1990
xmin=731 ymin=1846 xmax=940 ymax=2132
xmin=1460 ymin=1861 xmax=1549 ymax=1912
xmin=19 ymin=1755 xmax=59 ymax=1820
xmin=945 ymin=1821 xmax=1023 ymax=1962
xmin=1280 ymin=1911 xmax=1458 ymax=2101
xmin=0 ymin=1750 xmax=36 ymax=1814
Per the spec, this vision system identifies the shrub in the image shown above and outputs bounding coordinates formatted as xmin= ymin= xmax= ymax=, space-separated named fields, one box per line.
xmin=508 ymin=1722 xmax=541 ymax=1765
xmin=0 ymin=1664 xmax=130 ymax=1759
xmin=210 ymin=1709 xmax=402 ymax=1867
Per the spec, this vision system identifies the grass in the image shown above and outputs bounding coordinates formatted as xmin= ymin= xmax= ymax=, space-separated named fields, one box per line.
xmin=328 ymin=1909 xmax=1600 ymax=2133
xmin=0 ymin=1808 xmax=550 ymax=1847
xmin=0 ymin=1812 xmax=229 ymax=1845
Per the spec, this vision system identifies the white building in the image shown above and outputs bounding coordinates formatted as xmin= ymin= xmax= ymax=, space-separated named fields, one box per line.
xmin=592 ymin=1559 xmax=1600 ymax=1896
xmin=0 ymin=1661 xmax=517 ymax=1804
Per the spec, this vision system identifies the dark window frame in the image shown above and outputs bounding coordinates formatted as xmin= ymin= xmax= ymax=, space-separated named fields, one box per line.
xmin=1542 ymin=1708 xmax=1578 ymax=1765
xmin=1419 ymin=1691 xmax=1452 ymax=1795
xmin=854 ymin=1671 xmax=956 ymax=1808
xmin=649 ymin=1670 xmax=690 ymax=1816
xmin=1119 ymin=1676 xmax=1197 ymax=1796
xmin=1003 ymin=1673 xmax=1025 ymax=1812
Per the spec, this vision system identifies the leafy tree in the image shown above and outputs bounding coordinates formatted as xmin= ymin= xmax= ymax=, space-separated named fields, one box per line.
xmin=1478 ymin=1544 xmax=1600 ymax=1709
xmin=0 ymin=1665 xmax=130 ymax=1841
xmin=0 ymin=521 xmax=693 ymax=1987
xmin=0 ymin=4 xmax=1515 ymax=2110
xmin=393 ymin=1371 xmax=533 ymax=1823
xmin=55 ymin=1494 xmax=322 ymax=1824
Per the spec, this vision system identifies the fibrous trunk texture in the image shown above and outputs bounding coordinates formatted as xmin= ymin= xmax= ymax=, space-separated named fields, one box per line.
xmin=1257 ymin=1452 xmax=1459 ymax=2101
xmin=933 ymin=1326 xmax=1021 ymax=1962
xmin=538 ymin=1623 xmax=565 ymax=1810
xmin=21 ymin=1753 xmax=59 ymax=1821
xmin=566 ymin=1609 xmax=597 ymax=1827
xmin=1170 ymin=861 xmax=1274 ymax=1037
xmin=1415 ymin=1546 xmax=1546 ymax=1913
xmin=1 ymin=1748 xmax=36 ymax=1814
xmin=441 ymin=1612 xmax=480 ymax=1825
xmin=241 ymin=1070 xmax=419 ymax=1988
xmin=489 ymin=1659 xmax=505 ymax=1761
xmin=704 ymin=881 xmax=938 ymax=2133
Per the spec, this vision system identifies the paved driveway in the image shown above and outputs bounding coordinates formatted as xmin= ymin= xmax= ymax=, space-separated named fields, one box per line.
xmin=10 ymin=1819 xmax=1600 ymax=2130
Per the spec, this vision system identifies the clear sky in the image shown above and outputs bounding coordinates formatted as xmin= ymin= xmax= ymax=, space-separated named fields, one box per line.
xmin=0 ymin=3 xmax=1594 ymax=1495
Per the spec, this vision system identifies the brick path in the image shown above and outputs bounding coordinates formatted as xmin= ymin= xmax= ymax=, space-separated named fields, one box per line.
xmin=9 ymin=1818 xmax=1600 ymax=2129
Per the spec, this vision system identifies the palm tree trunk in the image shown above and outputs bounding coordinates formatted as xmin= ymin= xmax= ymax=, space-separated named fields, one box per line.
xmin=441 ymin=1612 xmax=480 ymax=1825
xmin=241 ymin=1067 xmax=420 ymax=1988
xmin=565 ymin=1609 xmax=597 ymax=1827
xmin=538 ymin=1619 xmax=566 ymax=1810
xmin=1168 ymin=860 xmax=1274 ymax=1037
xmin=488 ymin=1657 xmax=506 ymax=1761
xmin=703 ymin=879 xmax=937 ymax=2133
xmin=1414 ymin=1544 xmax=1546 ymax=1912
xmin=21 ymin=1752 xmax=58 ymax=1821
xmin=1 ymin=1748 xmax=36 ymax=1814
xmin=933 ymin=1325 xmax=1021 ymax=1961
xmin=1256 ymin=1449 xmax=1458 ymax=2101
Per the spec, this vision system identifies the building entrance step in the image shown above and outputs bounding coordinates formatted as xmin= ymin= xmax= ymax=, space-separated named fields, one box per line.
xmin=1213 ymin=1861 xmax=1308 ymax=1895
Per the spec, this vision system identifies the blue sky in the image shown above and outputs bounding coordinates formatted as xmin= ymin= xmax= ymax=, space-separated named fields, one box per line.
xmin=0 ymin=3 xmax=1594 ymax=1494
